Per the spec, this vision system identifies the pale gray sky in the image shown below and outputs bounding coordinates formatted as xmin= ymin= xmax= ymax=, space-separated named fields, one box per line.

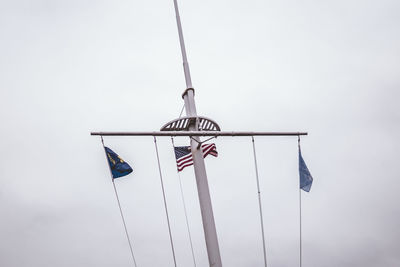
xmin=1 ymin=0 xmax=399 ymax=266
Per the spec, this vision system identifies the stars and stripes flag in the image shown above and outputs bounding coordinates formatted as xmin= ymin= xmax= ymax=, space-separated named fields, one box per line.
xmin=174 ymin=143 xmax=218 ymax=172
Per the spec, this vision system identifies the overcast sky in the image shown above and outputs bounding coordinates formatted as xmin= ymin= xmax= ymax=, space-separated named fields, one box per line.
xmin=1 ymin=0 xmax=400 ymax=266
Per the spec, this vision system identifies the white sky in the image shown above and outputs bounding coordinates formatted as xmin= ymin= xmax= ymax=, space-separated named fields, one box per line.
xmin=1 ymin=0 xmax=399 ymax=266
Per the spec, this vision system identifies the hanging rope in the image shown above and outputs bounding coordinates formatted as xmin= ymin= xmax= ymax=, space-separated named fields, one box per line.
xmin=171 ymin=137 xmax=197 ymax=267
xmin=101 ymin=136 xmax=138 ymax=267
xmin=298 ymin=136 xmax=303 ymax=267
xmin=112 ymin=180 xmax=138 ymax=267
xmin=153 ymin=137 xmax=178 ymax=267
xmin=251 ymin=136 xmax=268 ymax=267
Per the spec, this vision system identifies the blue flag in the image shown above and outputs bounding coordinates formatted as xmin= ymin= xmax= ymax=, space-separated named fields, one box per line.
xmin=105 ymin=147 xmax=133 ymax=178
xmin=299 ymin=148 xmax=313 ymax=192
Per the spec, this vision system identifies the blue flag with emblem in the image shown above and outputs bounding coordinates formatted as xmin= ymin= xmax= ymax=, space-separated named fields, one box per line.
xmin=105 ymin=147 xmax=133 ymax=178
xmin=299 ymin=147 xmax=313 ymax=192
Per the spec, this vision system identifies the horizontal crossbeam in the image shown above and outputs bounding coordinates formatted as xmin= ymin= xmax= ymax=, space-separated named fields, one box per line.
xmin=90 ymin=131 xmax=307 ymax=136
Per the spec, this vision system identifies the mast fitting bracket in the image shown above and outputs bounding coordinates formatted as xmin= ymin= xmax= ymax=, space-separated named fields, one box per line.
xmin=181 ymin=88 xmax=195 ymax=99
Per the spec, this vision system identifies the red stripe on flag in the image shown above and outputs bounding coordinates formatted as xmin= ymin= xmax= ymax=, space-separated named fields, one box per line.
xmin=175 ymin=143 xmax=218 ymax=172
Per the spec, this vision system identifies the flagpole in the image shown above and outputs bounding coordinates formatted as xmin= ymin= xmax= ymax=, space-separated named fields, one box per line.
xmin=172 ymin=0 xmax=223 ymax=266
xmin=112 ymin=180 xmax=138 ymax=267
xmin=298 ymin=136 xmax=302 ymax=267
xmin=100 ymin=137 xmax=138 ymax=267
xmin=153 ymin=137 xmax=178 ymax=267
xmin=173 ymin=0 xmax=192 ymax=89
xmin=299 ymin=188 xmax=302 ymax=267
xmin=251 ymin=137 xmax=268 ymax=267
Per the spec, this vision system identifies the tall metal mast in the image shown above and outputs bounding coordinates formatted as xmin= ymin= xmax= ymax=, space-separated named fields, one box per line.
xmin=172 ymin=0 xmax=222 ymax=266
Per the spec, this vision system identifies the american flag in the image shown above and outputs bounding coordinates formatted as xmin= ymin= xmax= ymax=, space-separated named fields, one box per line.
xmin=174 ymin=143 xmax=218 ymax=172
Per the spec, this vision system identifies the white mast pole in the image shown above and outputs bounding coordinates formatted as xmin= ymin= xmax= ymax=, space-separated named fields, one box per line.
xmin=172 ymin=1 xmax=223 ymax=266
xmin=173 ymin=0 xmax=192 ymax=89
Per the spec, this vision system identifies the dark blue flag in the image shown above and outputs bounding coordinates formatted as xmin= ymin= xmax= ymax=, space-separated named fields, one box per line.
xmin=299 ymin=148 xmax=313 ymax=192
xmin=105 ymin=147 xmax=133 ymax=178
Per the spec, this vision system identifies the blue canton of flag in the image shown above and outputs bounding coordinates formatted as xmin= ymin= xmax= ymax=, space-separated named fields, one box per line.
xmin=174 ymin=143 xmax=218 ymax=172
xmin=299 ymin=147 xmax=313 ymax=192
xmin=105 ymin=147 xmax=133 ymax=178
